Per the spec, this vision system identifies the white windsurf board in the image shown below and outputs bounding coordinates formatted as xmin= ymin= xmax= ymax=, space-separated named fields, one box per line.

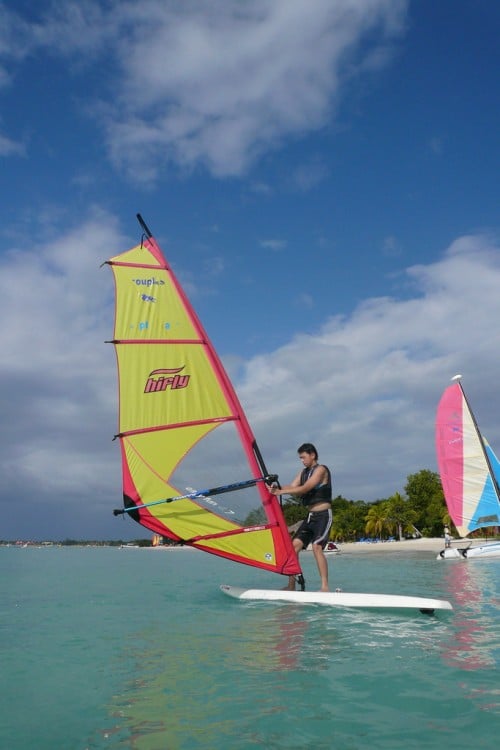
xmin=220 ymin=585 xmax=453 ymax=614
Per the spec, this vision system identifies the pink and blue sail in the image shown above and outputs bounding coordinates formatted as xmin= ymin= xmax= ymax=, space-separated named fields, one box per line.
xmin=435 ymin=377 xmax=500 ymax=538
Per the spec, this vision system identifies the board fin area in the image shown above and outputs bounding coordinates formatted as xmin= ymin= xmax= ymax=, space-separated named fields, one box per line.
xmin=220 ymin=585 xmax=453 ymax=615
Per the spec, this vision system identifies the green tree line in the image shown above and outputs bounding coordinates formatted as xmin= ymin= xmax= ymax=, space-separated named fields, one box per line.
xmin=281 ymin=468 xmax=453 ymax=541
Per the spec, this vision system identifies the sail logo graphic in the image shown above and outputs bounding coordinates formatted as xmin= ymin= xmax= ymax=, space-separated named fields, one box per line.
xmin=144 ymin=367 xmax=190 ymax=393
xmin=132 ymin=277 xmax=165 ymax=287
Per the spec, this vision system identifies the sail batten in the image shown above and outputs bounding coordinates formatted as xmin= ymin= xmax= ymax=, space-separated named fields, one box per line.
xmin=117 ymin=415 xmax=238 ymax=439
xmin=113 ymin=338 xmax=205 ymax=344
xmin=106 ymin=220 xmax=301 ymax=577
xmin=186 ymin=524 xmax=275 ymax=543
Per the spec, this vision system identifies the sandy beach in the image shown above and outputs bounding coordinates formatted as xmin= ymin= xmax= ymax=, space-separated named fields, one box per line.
xmin=332 ymin=537 xmax=448 ymax=556
xmin=148 ymin=537 xmax=493 ymax=557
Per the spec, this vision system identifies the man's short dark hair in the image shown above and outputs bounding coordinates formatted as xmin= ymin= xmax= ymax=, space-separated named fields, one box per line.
xmin=297 ymin=443 xmax=318 ymax=460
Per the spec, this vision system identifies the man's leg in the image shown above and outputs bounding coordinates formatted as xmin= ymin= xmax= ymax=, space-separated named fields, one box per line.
xmin=312 ymin=544 xmax=329 ymax=592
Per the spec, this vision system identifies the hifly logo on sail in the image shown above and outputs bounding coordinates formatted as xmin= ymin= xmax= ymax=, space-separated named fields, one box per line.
xmin=144 ymin=367 xmax=190 ymax=393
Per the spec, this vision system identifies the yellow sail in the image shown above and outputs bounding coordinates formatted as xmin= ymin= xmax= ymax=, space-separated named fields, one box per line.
xmin=106 ymin=216 xmax=300 ymax=577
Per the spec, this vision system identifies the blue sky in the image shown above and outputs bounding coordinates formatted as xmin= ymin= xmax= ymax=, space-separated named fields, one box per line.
xmin=1 ymin=0 xmax=499 ymax=541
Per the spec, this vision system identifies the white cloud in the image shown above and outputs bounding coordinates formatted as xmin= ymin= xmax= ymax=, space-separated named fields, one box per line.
xmin=2 ymin=0 xmax=407 ymax=177
xmin=382 ymin=235 xmax=401 ymax=257
xmin=238 ymin=233 xmax=500 ymax=501
xmin=429 ymin=135 xmax=443 ymax=155
xmin=0 ymin=210 xmax=128 ymax=536
xmin=296 ymin=293 xmax=314 ymax=310
xmin=0 ymin=130 xmax=24 ymax=156
xmin=260 ymin=239 xmax=287 ymax=251
xmin=292 ymin=158 xmax=330 ymax=192
xmin=108 ymin=0 xmax=408 ymax=177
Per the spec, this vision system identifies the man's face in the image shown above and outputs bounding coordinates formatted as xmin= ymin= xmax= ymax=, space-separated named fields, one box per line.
xmin=298 ymin=451 xmax=315 ymax=468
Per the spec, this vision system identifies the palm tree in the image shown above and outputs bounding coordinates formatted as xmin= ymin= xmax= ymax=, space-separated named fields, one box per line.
xmin=365 ymin=502 xmax=389 ymax=540
xmin=385 ymin=492 xmax=417 ymax=541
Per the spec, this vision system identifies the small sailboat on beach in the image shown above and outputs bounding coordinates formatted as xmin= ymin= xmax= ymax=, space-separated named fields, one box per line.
xmin=435 ymin=375 xmax=500 ymax=559
xmin=105 ymin=215 xmax=452 ymax=614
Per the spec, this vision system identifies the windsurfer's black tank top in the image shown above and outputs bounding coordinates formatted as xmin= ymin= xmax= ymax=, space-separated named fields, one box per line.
xmin=299 ymin=465 xmax=332 ymax=507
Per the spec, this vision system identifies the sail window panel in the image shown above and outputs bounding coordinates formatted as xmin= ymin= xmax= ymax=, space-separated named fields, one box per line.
xmin=122 ymin=422 xmax=268 ymax=540
xmin=123 ymin=424 xmax=218 ymax=501
xmin=151 ymin=498 xmax=241 ymax=539
xmin=170 ymin=420 xmax=268 ymax=525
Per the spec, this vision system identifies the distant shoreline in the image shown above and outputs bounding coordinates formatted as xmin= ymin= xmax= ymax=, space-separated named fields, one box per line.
xmin=4 ymin=537 xmax=494 ymax=555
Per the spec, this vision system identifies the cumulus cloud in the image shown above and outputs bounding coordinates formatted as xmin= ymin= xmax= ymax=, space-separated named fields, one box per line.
xmin=0 ymin=130 xmax=24 ymax=156
xmin=106 ymin=0 xmax=408 ymax=177
xmin=0 ymin=0 xmax=408 ymax=177
xmin=0 ymin=211 xmax=128 ymax=539
xmin=238 ymin=234 xmax=500 ymax=501
xmin=260 ymin=239 xmax=287 ymax=251
xmin=292 ymin=158 xmax=331 ymax=192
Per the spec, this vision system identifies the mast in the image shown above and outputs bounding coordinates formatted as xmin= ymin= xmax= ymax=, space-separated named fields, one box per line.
xmin=137 ymin=213 xmax=153 ymax=239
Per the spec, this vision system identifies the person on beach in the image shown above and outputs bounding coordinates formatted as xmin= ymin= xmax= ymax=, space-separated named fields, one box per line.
xmin=267 ymin=443 xmax=332 ymax=592
xmin=444 ymin=525 xmax=451 ymax=548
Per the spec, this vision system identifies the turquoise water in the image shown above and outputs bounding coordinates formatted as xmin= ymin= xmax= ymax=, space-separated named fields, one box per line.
xmin=1 ymin=546 xmax=498 ymax=749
